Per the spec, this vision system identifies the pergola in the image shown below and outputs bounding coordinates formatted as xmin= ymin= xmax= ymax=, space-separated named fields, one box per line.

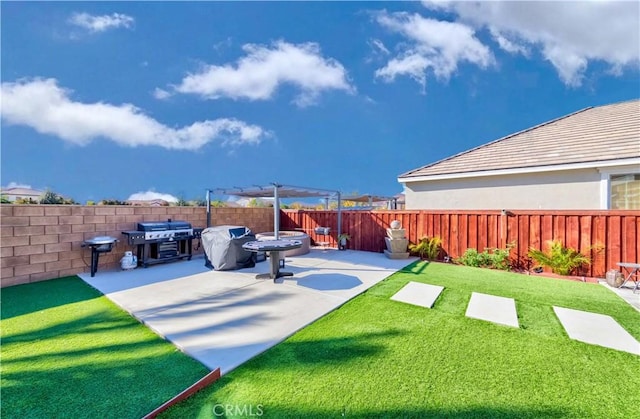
xmin=205 ymin=183 xmax=342 ymax=239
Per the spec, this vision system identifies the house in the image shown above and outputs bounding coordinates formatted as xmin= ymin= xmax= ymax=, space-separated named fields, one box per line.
xmin=126 ymin=199 xmax=170 ymax=207
xmin=398 ymin=99 xmax=640 ymax=210
xmin=0 ymin=187 xmax=44 ymax=202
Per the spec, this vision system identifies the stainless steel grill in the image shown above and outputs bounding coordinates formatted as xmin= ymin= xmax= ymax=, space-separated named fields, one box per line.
xmin=122 ymin=220 xmax=203 ymax=268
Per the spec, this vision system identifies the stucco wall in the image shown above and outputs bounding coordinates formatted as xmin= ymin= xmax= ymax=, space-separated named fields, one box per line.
xmin=1 ymin=205 xmax=274 ymax=288
xmin=404 ymin=169 xmax=602 ymax=210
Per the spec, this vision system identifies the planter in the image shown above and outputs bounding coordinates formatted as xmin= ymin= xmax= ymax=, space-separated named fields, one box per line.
xmin=605 ymin=270 xmax=625 ymax=287
xmin=337 ymin=234 xmax=350 ymax=250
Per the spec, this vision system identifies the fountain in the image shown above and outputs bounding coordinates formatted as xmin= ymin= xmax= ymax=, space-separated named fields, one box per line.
xmin=384 ymin=220 xmax=409 ymax=259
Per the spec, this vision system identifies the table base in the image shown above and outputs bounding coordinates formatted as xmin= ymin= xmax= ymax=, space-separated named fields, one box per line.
xmin=254 ymin=250 xmax=295 ymax=283
xmin=243 ymin=240 xmax=303 ymax=284
xmin=255 ymin=271 xmax=294 ymax=282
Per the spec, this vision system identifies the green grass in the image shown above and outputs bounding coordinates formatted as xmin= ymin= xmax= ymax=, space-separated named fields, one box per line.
xmin=1 ymin=276 xmax=210 ymax=419
xmin=163 ymin=261 xmax=640 ymax=418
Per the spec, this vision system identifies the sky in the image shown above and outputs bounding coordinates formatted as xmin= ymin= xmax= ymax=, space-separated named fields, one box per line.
xmin=1 ymin=1 xmax=639 ymax=204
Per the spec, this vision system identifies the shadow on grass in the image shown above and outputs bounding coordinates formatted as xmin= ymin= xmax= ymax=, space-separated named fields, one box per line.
xmin=1 ymin=276 xmax=210 ymax=419
xmin=240 ymin=329 xmax=405 ymax=370
xmin=164 ymin=395 xmax=568 ymax=418
xmin=288 ymin=330 xmax=402 ymax=365
xmin=1 ymin=276 xmax=101 ymax=319
xmin=400 ymin=260 xmax=430 ymax=275
xmin=2 ymin=351 xmax=204 ymax=419
xmin=2 ymin=308 xmax=141 ymax=345
xmin=250 ymin=405 xmax=568 ymax=419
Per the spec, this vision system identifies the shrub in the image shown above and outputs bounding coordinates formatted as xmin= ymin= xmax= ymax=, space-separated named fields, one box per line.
xmin=457 ymin=248 xmax=489 ymax=268
xmin=489 ymin=247 xmax=512 ymax=271
xmin=209 ymin=200 xmax=226 ymax=208
xmin=99 ymin=199 xmax=128 ymax=205
xmin=40 ymin=190 xmax=76 ymax=204
xmin=15 ymin=197 xmax=38 ymax=204
xmin=457 ymin=245 xmax=512 ymax=271
xmin=409 ymin=236 xmax=442 ymax=260
xmin=528 ymin=240 xmax=591 ymax=276
xmin=175 ymin=198 xmax=189 ymax=206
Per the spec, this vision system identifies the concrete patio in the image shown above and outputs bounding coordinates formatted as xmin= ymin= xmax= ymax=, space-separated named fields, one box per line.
xmin=79 ymin=249 xmax=417 ymax=374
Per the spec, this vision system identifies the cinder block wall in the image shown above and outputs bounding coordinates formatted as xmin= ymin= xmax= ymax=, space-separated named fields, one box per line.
xmin=1 ymin=205 xmax=274 ymax=288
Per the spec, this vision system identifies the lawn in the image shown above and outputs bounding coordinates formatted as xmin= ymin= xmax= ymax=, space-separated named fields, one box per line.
xmin=163 ymin=261 xmax=640 ymax=418
xmin=1 ymin=276 xmax=210 ymax=419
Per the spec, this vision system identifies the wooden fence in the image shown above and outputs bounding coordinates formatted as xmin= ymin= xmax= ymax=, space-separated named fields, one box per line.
xmin=281 ymin=209 xmax=640 ymax=277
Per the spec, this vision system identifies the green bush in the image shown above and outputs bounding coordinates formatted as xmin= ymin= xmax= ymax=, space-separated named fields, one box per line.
xmin=457 ymin=248 xmax=488 ymax=268
xmin=528 ymin=240 xmax=591 ymax=276
xmin=489 ymin=247 xmax=512 ymax=270
xmin=457 ymin=245 xmax=512 ymax=271
xmin=408 ymin=236 xmax=442 ymax=260
xmin=40 ymin=190 xmax=76 ymax=204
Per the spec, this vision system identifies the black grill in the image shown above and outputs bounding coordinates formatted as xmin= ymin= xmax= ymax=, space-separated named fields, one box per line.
xmin=154 ymin=241 xmax=179 ymax=259
xmin=122 ymin=219 xmax=203 ymax=268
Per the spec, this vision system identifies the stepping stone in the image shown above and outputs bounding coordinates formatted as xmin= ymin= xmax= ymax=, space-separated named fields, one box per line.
xmin=553 ymin=307 xmax=640 ymax=355
xmin=465 ymin=292 xmax=519 ymax=328
xmin=391 ymin=281 xmax=444 ymax=308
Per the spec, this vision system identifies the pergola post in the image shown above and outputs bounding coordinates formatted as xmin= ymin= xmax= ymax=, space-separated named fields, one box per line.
xmin=206 ymin=189 xmax=211 ymax=227
xmin=337 ymin=192 xmax=342 ymax=238
xmin=273 ymin=184 xmax=280 ymax=240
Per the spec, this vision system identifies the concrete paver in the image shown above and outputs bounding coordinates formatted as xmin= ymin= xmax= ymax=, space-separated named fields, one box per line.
xmin=465 ymin=292 xmax=519 ymax=328
xmin=391 ymin=281 xmax=444 ymax=308
xmin=553 ymin=306 xmax=640 ymax=355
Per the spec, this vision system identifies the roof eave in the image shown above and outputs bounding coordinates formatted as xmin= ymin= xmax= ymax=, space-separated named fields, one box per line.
xmin=397 ymin=157 xmax=640 ymax=183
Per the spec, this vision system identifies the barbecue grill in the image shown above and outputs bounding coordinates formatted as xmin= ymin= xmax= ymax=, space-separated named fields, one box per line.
xmin=122 ymin=220 xmax=203 ymax=268
xmin=82 ymin=236 xmax=118 ymax=277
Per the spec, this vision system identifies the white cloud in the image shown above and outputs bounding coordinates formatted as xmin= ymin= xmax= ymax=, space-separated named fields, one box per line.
xmin=68 ymin=12 xmax=134 ymax=33
xmin=127 ymin=190 xmax=178 ymax=203
xmin=1 ymin=78 xmax=270 ymax=151
xmin=488 ymin=27 xmax=529 ymax=56
xmin=152 ymin=87 xmax=172 ymax=100
xmin=374 ymin=11 xmax=494 ymax=92
xmin=369 ymin=38 xmax=390 ymax=55
xmin=422 ymin=1 xmax=640 ymax=86
xmin=167 ymin=40 xmax=355 ymax=107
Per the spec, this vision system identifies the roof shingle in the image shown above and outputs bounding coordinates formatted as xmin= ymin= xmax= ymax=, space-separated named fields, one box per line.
xmin=400 ymin=99 xmax=640 ymax=179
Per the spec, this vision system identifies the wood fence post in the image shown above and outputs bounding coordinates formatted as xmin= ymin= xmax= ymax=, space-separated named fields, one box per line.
xmin=500 ymin=210 xmax=508 ymax=249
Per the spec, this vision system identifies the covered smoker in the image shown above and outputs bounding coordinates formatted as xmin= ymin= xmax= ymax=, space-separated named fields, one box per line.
xmin=201 ymin=225 xmax=256 ymax=271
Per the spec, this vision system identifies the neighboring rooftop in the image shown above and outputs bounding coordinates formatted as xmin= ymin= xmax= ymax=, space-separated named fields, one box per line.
xmin=127 ymin=199 xmax=171 ymax=207
xmin=0 ymin=187 xmax=44 ymax=201
xmin=400 ymin=99 xmax=640 ymax=179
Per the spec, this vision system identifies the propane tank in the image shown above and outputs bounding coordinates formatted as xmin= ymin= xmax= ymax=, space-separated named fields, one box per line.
xmin=120 ymin=251 xmax=137 ymax=270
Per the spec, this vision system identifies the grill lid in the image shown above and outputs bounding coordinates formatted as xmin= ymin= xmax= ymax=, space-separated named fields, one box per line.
xmin=137 ymin=220 xmax=193 ymax=231
xmin=137 ymin=222 xmax=170 ymax=231
xmin=168 ymin=221 xmax=192 ymax=230
xmin=84 ymin=236 xmax=118 ymax=245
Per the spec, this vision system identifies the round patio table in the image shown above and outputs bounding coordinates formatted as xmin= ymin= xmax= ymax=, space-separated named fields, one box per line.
xmin=243 ymin=239 xmax=302 ymax=282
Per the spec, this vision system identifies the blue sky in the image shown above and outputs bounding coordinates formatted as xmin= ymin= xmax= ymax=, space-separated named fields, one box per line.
xmin=2 ymin=1 xmax=639 ymax=204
